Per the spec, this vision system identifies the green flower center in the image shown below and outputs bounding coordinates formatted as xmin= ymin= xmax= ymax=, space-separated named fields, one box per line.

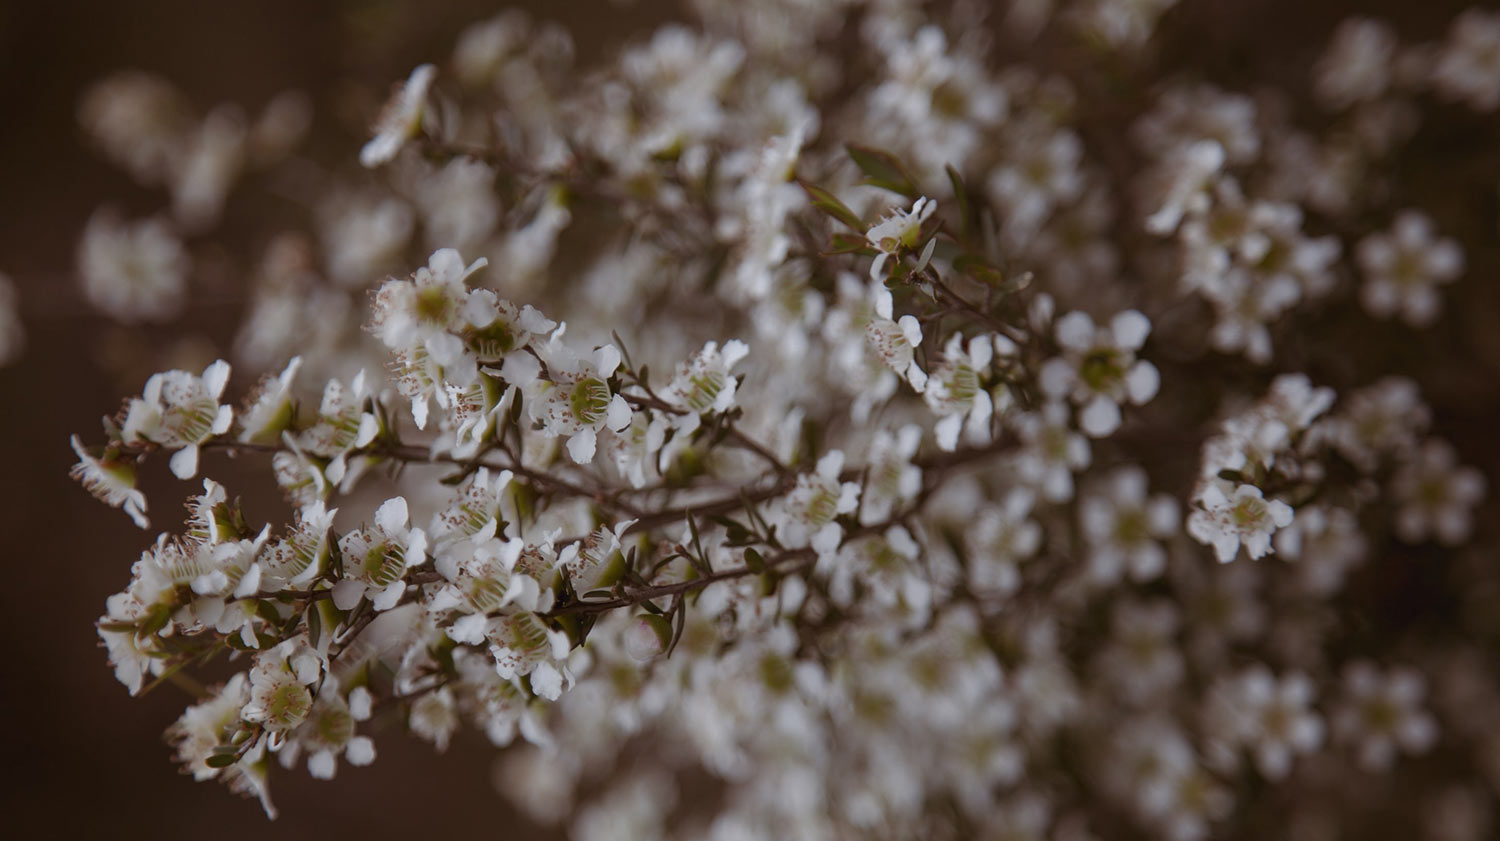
xmin=569 ymin=377 xmax=612 ymax=425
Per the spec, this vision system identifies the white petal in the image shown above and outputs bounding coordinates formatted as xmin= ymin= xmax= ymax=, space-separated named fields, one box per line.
xmin=211 ymin=404 xmax=234 ymax=435
xmin=448 ymin=612 xmax=489 ymax=644
xmin=355 ymin=413 xmax=379 ymax=447
xmin=934 ymin=414 xmax=962 ymax=452
xmin=371 ymin=580 xmax=406 ymax=611
xmin=594 ymin=344 xmax=622 ymax=377
xmin=812 ymin=523 xmax=843 ymax=557
xmin=531 ymin=662 xmax=564 ymax=701
xmin=816 ymin=450 xmax=844 ymax=478
xmin=234 ymin=564 xmax=263 ymax=599
xmin=1111 ymin=310 xmax=1152 ymax=350
xmin=1080 ymin=396 xmax=1121 ymax=438
xmin=307 ymin=750 xmax=336 ymax=780
xmin=1126 ymin=361 xmax=1160 ymax=404
xmin=428 ymin=248 xmax=464 ymax=280
xmin=566 ymin=428 xmax=597 ymax=464
xmin=898 ymin=314 xmax=922 ymax=347
xmin=331 ymin=579 xmax=365 ymax=611
xmin=1055 ymin=311 xmax=1095 ymax=351
xmin=874 ymin=286 xmax=894 ymax=320
xmin=606 ymin=393 xmax=632 ymax=431
xmin=346 ymin=736 xmax=376 ymax=766
xmin=375 ymin=497 xmax=409 ymax=534
xmin=169 ymin=444 xmax=200 ymax=480
xmin=202 ymin=360 xmax=232 ymax=398
xmin=1212 ymin=532 xmax=1240 ymax=562
xmin=500 ymin=351 xmax=541 ymax=386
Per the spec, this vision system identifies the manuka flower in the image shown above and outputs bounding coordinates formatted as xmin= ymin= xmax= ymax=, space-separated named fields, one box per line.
xmin=333 ymin=497 xmax=428 ymax=612
xmin=119 ymin=359 xmax=234 ymax=479
xmin=70 ymin=435 xmax=149 ymax=528
xmin=664 ymin=339 xmax=749 ymax=422
xmin=526 ymin=342 xmax=632 ymax=464
xmin=1188 ymin=480 xmax=1294 ymax=563
xmin=866 ymin=196 xmax=937 ymax=281
xmin=360 ymin=64 xmax=436 ymax=167
xmin=1356 ymin=211 xmax=1464 ymax=327
xmin=774 ymin=450 xmax=861 ymax=558
xmin=1039 ymin=309 xmax=1158 ymax=438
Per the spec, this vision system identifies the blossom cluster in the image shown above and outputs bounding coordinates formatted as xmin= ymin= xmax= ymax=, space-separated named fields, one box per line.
xmin=63 ymin=2 xmax=1500 ymax=839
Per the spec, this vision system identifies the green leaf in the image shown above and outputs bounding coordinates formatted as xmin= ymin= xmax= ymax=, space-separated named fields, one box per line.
xmin=744 ymin=547 xmax=766 ymax=573
xmin=847 ymin=144 xmax=919 ymax=198
xmin=799 ymin=181 xmax=865 ymax=232
xmin=952 ymin=253 xmax=1007 ymax=287
xmin=136 ymin=603 xmax=172 ymax=640
xmin=206 ymin=748 xmax=240 ymax=768
xmin=306 ymin=604 xmax=323 ymax=649
xmin=823 ymin=232 xmax=878 ymax=256
xmin=665 ymin=598 xmax=687 ymax=658
xmin=946 ymin=164 xmax=974 ymax=243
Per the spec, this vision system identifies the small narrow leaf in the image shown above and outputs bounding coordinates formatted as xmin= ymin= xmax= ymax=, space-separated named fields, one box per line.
xmin=799 ymin=181 xmax=865 ymax=232
xmin=847 ymin=144 xmax=919 ymax=197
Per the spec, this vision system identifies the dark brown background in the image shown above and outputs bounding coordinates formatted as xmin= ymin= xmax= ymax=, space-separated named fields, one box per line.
xmin=0 ymin=1 xmax=1493 ymax=838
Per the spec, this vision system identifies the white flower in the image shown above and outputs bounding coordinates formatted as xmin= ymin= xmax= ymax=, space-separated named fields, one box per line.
xmin=1201 ymin=267 xmax=1301 ymax=365
xmin=1431 ymin=10 xmax=1500 ymax=111
xmin=865 ymin=196 xmax=936 ymax=281
xmin=1144 ymin=139 xmax=1225 ymax=235
xmin=257 ymin=502 xmax=337 ymax=591
xmin=360 ymin=64 xmax=436 ymax=167
xmin=775 ymin=450 xmax=861 ymax=558
xmin=525 ymin=342 xmax=632 ymax=464
xmin=858 ymin=425 xmax=923 ymax=525
xmin=865 ymin=284 xmax=927 ymax=392
xmin=1012 ymin=402 xmax=1091 ymax=503
xmin=372 ymin=248 xmax=490 ymax=351
xmin=242 ymin=638 xmax=325 ymax=733
xmin=965 ymin=488 xmax=1041 ymax=598
xmin=1390 ymin=439 xmax=1486 ymax=545
xmin=296 ymin=370 xmax=379 ymax=486
xmin=1207 ymin=667 xmax=1324 ymax=780
xmin=485 ymin=612 xmax=573 ymax=699
xmin=119 ymin=359 xmax=234 ymax=479
xmin=333 ymin=497 xmax=428 ymax=612
xmin=1098 ymin=600 xmax=1183 ymax=703
xmin=408 ymin=686 xmax=459 ymax=752
xmin=1039 ymin=309 xmax=1158 ymax=437
xmin=1314 ymin=17 xmax=1398 ymax=110
xmin=665 ymin=339 xmax=750 ymax=418
xmin=1081 ymin=465 xmax=1178 ymax=584
xmin=428 ymin=468 xmax=514 ymax=552
xmin=557 ymin=520 xmax=635 ymax=593
xmin=463 ymin=290 xmax=555 ymax=365
xmin=1356 ymin=211 xmax=1464 ymax=327
xmin=1333 ymin=661 xmax=1438 ymax=771
xmin=924 ymin=333 xmax=996 ymax=451
xmin=1273 ymin=504 xmax=1367 ymax=596
xmin=167 ymin=673 xmax=250 ymax=780
xmin=70 ymin=435 xmax=149 ymax=528
xmin=77 ymin=210 xmax=189 ymax=323
xmin=293 ymin=682 xmax=376 ymax=779
xmin=1329 ymin=376 xmax=1429 ymax=471
xmin=237 ymin=356 xmax=300 ymax=445
xmin=1187 ymin=480 xmax=1294 ymax=562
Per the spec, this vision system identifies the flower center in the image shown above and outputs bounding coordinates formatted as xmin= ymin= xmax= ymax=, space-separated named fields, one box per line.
xmin=569 ymin=377 xmax=612 ymax=425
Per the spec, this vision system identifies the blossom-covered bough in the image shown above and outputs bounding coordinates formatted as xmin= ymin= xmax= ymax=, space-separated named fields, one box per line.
xmin=66 ymin=2 xmax=1500 ymax=838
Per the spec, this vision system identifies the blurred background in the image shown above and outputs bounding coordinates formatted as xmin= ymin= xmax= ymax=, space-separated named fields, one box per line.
xmin=0 ymin=0 xmax=1494 ymax=838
